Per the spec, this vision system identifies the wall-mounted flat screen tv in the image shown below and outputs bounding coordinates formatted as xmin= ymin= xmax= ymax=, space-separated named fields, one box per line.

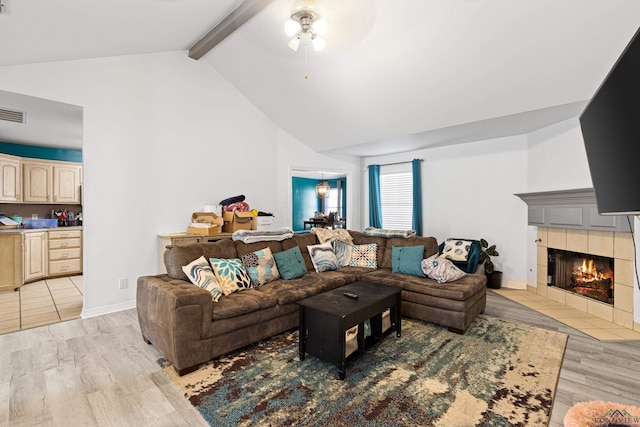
xmin=579 ymin=26 xmax=640 ymax=215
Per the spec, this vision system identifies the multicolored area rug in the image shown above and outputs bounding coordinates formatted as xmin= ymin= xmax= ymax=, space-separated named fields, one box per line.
xmin=159 ymin=315 xmax=567 ymax=427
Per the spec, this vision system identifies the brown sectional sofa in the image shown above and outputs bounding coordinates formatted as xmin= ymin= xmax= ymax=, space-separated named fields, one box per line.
xmin=136 ymin=231 xmax=487 ymax=375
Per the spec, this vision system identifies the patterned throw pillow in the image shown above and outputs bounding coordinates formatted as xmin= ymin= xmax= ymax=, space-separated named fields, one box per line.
xmin=181 ymin=256 xmax=224 ymax=302
xmin=307 ymin=242 xmax=341 ymax=273
xmin=442 ymin=239 xmax=473 ymax=261
xmin=272 ymin=246 xmax=308 ymax=280
xmin=241 ymin=247 xmax=280 ymax=287
xmin=209 ymin=258 xmax=252 ymax=295
xmin=332 ymin=240 xmax=353 ymax=267
xmin=391 ymin=245 xmax=425 ymax=277
xmin=349 ymin=243 xmax=378 ymax=268
xmin=421 ymin=254 xmax=467 ymax=284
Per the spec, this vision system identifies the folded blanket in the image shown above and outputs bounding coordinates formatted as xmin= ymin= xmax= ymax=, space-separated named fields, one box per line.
xmin=310 ymin=228 xmax=354 ymax=245
xmin=362 ymin=227 xmax=416 ymax=238
xmin=232 ymin=227 xmax=294 ymax=244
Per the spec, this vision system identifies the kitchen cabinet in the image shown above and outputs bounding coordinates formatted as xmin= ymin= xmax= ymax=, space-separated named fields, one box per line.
xmin=0 ymin=233 xmax=23 ymax=292
xmin=13 ymin=158 xmax=82 ymax=204
xmin=0 ymin=154 xmax=22 ymax=203
xmin=48 ymin=229 xmax=82 ymax=276
xmin=53 ymin=163 xmax=82 ymax=204
xmin=24 ymin=231 xmax=48 ymax=283
xmin=22 ymin=160 xmax=53 ymax=203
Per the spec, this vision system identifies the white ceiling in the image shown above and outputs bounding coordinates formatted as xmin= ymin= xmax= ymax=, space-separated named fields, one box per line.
xmin=0 ymin=0 xmax=639 ymax=156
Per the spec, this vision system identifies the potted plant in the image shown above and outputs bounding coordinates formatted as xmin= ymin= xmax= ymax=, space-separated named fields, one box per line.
xmin=479 ymin=239 xmax=502 ymax=289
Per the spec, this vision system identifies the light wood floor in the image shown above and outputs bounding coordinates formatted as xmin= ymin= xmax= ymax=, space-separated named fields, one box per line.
xmin=0 ymin=276 xmax=84 ymax=335
xmin=1 ymin=291 xmax=639 ymax=426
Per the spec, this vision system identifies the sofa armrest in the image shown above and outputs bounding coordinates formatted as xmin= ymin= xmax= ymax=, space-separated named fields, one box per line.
xmin=136 ymin=275 xmax=213 ymax=373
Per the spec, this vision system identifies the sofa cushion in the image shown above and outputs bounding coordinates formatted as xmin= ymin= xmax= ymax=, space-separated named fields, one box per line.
xmin=210 ymin=258 xmax=252 ymax=295
xmin=202 ymin=239 xmax=238 ymax=259
xmin=211 ymin=289 xmax=278 ymax=320
xmin=234 ymin=240 xmax=284 ymax=259
xmin=256 ymin=272 xmax=351 ymax=305
xmin=391 ymin=245 xmax=425 ymax=277
xmin=362 ymin=269 xmax=486 ymax=301
xmin=181 ymin=256 xmax=224 ymax=302
xmin=240 ymin=247 xmax=280 ymax=287
xmin=381 ymin=236 xmax=438 ymax=269
xmin=421 ymin=254 xmax=467 ymax=283
xmin=164 ymin=244 xmax=207 ymax=281
xmin=273 ymin=246 xmax=307 ymax=280
xmin=308 ymin=242 xmax=341 ymax=272
xmin=349 ymin=243 xmax=378 ymax=268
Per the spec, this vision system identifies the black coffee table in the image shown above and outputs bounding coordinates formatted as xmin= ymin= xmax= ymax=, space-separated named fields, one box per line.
xmin=297 ymin=280 xmax=402 ymax=380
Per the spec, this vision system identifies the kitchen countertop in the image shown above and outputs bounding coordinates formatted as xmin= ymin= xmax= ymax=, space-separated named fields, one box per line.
xmin=0 ymin=225 xmax=82 ymax=235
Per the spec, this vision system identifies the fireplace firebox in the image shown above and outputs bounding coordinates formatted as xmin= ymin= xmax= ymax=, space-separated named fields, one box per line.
xmin=547 ymin=248 xmax=614 ymax=305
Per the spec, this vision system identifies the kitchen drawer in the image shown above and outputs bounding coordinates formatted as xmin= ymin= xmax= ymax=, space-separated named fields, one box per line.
xmin=49 ymin=248 xmax=82 ymax=261
xmin=49 ymin=259 xmax=82 ymax=275
xmin=48 ymin=229 xmax=82 ymax=239
xmin=49 ymin=238 xmax=81 ymax=249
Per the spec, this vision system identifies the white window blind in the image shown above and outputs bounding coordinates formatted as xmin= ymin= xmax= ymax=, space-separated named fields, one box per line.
xmin=325 ymin=188 xmax=339 ymax=214
xmin=379 ymin=166 xmax=412 ymax=229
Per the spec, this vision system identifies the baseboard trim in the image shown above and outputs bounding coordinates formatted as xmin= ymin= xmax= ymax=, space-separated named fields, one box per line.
xmin=81 ymin=300 xmax=136 ymax=319
xmin=504 ymin=281 xmax=527 ymax=290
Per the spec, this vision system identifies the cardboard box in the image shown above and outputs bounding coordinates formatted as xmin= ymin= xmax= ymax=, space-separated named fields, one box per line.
xmin=251 ymin=216 xmax=275 ymax=231
xmin=222 ymin=211 xmax=254 ymax=233
xmin=345 ymin=325 xmax=358 ymax=357
xmin=188 ymin=212 xmax=223 ymax=235
xmin=187 ymin=225 xmax=221 ymax=235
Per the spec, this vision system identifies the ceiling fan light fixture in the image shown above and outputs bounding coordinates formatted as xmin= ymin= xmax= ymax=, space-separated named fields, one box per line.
xmin=312 ymin=18 xmax=327 ymax=36
xmin=287 ymin=36 xmax=301 ymax=51
xmin=312 ymin=36 xmax=326 ymax=51
xmin=284 ymin=18 xmax=299 ymax=37
xmin=284 ymin=0 xmax=327 ymax=52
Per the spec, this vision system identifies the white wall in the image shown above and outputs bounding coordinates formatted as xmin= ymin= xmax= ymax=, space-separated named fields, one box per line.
xmin=275 ymin=129 xmax=361 ymax=232
xmin=527 ymin=118 xmax=593 ymax=192
xmin=527 ymin=118 xmax=638 ymax=322
xmin=364 ymin=135 xmax=529 ymax=289
xmin=0 ymin=51 xmax=360 ymax=317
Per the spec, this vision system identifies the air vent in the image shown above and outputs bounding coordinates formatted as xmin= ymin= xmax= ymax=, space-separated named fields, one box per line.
xmin=0 ymin=108 xmax=26 ymax=124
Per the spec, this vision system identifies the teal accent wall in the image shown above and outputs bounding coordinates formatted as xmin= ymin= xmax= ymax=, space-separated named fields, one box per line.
xmin=292 ymin=177 xmax=318 ymax=232
xmin=0 ymin=141 xmax=82 ymax=162
xmin=291 ymin=177 xmax=347 ymax=232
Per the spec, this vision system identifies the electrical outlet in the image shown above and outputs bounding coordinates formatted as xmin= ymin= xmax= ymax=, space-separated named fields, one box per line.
xmin=119 ymin=278 xmax=128 ymax=289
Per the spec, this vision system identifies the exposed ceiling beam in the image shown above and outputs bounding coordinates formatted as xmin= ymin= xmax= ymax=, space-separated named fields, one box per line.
xmin=188 ymin=0 xmax=273 ymax=60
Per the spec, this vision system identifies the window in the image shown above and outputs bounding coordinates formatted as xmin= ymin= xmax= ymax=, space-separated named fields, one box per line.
xmin=322 ymin=180 xmax=344 ymax=218
xmin=379 ymin=165 xmax=412 ymax=229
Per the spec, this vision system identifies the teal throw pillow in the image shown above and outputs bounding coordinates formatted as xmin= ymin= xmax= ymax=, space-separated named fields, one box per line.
xmin=392 ymin=245 xmax=426 ymax=277
xmin=273 ymin=246 xmax=307 ymax=280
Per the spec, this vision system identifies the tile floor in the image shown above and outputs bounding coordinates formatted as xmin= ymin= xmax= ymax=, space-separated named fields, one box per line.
xmin=0 ymin=275 xmax=83 ymax=335
xmin=492 ymin=288 xmax=640 ymax=341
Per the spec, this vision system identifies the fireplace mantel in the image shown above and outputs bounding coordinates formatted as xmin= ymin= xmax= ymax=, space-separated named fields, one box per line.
xmin=515 ymin=188 xmax=633 ymax=232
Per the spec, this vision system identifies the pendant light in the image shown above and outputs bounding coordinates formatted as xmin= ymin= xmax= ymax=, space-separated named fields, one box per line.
xmin=316 ymin=171 xmax=330 ymax=198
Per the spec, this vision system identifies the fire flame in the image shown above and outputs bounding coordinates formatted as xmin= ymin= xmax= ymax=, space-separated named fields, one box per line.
xmin=576 ymin=258 xmax=608 ymax=282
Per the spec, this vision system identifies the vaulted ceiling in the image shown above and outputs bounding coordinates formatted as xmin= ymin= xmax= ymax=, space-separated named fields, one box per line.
xmin=0 ymin=0 xmax=639 ymax=156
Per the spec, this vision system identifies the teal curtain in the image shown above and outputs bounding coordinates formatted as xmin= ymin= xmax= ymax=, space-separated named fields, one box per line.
xmin=368 ymin=165 xmax=383 ymax=228
xmin=412 ymin=159 xmax=423 ymax=236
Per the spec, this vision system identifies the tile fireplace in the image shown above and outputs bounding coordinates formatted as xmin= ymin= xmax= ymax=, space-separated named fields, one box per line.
xmin=535 ymin=227 xmax=635 ymax=330
xmin=516 ymin=188 xmax=637 ymax=332
xmin=547 ymin=248 xmax=614 ymax=305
